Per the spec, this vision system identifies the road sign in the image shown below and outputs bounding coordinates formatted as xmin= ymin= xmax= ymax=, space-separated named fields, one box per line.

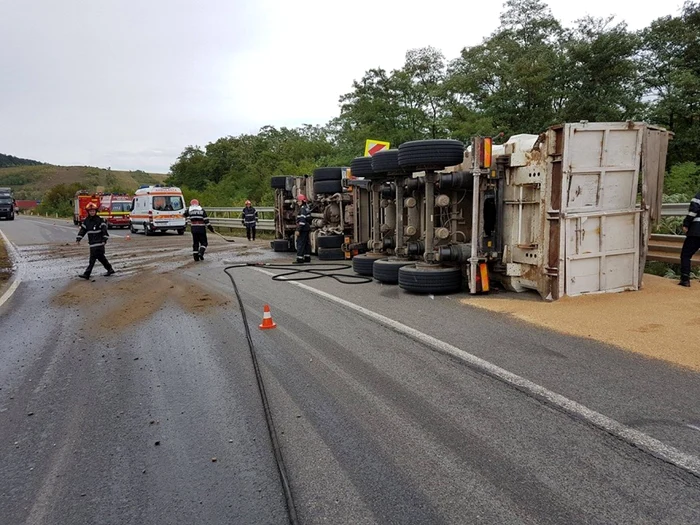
xmin=364 ymin=139 xmax=390 ymax=157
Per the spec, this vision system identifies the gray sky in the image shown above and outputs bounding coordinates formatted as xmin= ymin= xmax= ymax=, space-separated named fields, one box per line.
xmin=0 ymin=0 xmax=684 ymax=173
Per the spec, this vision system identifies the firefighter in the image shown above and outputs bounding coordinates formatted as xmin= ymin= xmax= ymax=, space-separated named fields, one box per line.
xmin=183 ymin=199 xmax=214 ymax=261
xmin=76 ymin=202 xmax=115 ymax=279
xmin=679 ymin=191 xmax=700 ymax=287
xmin=241 ymin=200 xmax=259 ymax=241
xmin=294 ymin=194 xmax=312 ymax=264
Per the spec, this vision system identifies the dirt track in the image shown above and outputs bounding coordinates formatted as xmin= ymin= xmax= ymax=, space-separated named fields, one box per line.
xmin=462 ymin=275 xmax=700 ymax=371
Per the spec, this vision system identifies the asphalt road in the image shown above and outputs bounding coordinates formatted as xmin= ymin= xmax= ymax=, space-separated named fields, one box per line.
xmin=1 ymin=216 xmax=700 ymax=524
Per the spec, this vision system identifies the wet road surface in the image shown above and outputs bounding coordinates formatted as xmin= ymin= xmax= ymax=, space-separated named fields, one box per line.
xmin=1 ymin=216 xmax=700 ymax=524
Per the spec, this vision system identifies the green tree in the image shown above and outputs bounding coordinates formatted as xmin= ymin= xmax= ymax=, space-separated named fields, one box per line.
xmin=447 ymin=0 xmax=565 ymax=137
xmin=641 ymin=1 xmax=700 ymax=165
xmin=560 ymin=17 xmax=642 ymax=122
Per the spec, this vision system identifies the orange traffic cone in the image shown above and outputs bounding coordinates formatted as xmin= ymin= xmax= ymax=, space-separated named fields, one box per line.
xmin=259 ymin=304 xmax=277 ymax=330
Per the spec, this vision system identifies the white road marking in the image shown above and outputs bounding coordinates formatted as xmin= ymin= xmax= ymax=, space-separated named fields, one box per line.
xmin=0 ymin=228 xmax=23 ymax=309
xmin=254 ymin=267 xmax=700 ymax=478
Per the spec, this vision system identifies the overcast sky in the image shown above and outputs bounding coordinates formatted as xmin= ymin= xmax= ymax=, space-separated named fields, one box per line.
xmin=0 ymin=0 xmax=684 ymax=173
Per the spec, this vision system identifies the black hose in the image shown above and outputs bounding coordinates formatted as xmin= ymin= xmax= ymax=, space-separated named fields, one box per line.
xmin=221 ymin=261 xmax=371 ymax=523
xmin=223 ymin=264 xmax=299 ymax=525
xmin=262 ymin=263 xmax=373 ymax=285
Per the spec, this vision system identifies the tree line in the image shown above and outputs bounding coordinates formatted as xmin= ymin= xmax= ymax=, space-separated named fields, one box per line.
xmin=168 ymin=0 xmax=700 ymax=205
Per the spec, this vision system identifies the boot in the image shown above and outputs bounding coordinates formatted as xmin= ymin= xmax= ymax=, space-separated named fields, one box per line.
xmin=679 ymin=275 xmax=691 ymax=287
xmin=293 ymin=258 xmax=305 ymax=265
xmin=198 ymin=247 xmax=206 ymax=260
xmin=104 ymin=269 xmax=115 ymax=277
xmin=78 ymin=274 xmax=90 ymax=280
xmin=304 ymin=255 xmax=311 ymax=263
xmin=193 ymin=253 xmax=200 ymax=262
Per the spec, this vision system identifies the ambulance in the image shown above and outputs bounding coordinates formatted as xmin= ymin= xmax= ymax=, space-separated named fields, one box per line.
xmin=129 ymin=185 xmax=186 ymax=236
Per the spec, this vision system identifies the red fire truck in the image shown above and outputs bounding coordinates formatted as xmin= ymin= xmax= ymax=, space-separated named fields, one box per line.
xmin=73 ymin=191 xmax=132 ymax=228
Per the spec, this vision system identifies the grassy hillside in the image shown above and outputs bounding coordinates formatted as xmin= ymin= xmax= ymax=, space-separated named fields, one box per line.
xmin=0 ymin=164 xmax=169 ymax=200
xmin=0 ymin=153 xmax=44 ymax=168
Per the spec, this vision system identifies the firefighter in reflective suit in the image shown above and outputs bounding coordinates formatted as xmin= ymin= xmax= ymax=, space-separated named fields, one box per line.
xmin=183 ymin=199 xmax=214 ymax=261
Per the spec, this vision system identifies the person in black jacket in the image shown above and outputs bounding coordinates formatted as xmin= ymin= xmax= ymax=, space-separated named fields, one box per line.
xmin=680 ymin=192 xmax=700 ymax=287
xmin=183 ymin=199 xmax=214 ymax=261
xmin=294 ymin=194 xmax=312 ymax=264
xmin=76 ymin=202 xmax=115 ymax=279
xmin=241 ymin=200 xmax=258 ymax=241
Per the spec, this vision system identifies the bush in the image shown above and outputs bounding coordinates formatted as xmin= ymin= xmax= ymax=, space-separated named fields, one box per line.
xmin=36 ymin=183 xmax=83 ymax=217
xmin=663 ymin=162 xmax=700 ymax=197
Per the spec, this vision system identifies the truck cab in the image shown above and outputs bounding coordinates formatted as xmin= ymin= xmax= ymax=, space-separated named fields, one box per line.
xmin=0 ymin=189 xmax=15 ymax=221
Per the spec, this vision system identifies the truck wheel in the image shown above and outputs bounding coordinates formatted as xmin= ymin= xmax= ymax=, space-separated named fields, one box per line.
xmin=318 ymin=247 xmax=345 ymax=260
xmin=373 ymin=258 xmax=412 ymax=284
xmin=317 ymin=234 xmax=344 ymax=249
xmin=8 ymin=214 xmax=14 ymax=221
xmin=313 ymin=167 xmax=342 ymax=182
xmin=271 ymin=176 xmax=287 ymax=189
xmin=313 ymin=180 xmax=342 ymax=195
xmin=130 ymin=223 xmax=137 ymax=234
xmin=371 ymin=149 xmax=403 ymax=174
xmin=352 ymin=253 xmax=382 ymax=276
xmin=177 ymin=228 xmax=185 ymax=235
xmin=398 ymin=139 xmax=465 ymax=170
xmin=350 ymin=156 xmax=378 ymax=179
xmin=398 ymin=264 xmax=463 ymax=294
xmin=144 ymin=223 xmax=152 ymax=236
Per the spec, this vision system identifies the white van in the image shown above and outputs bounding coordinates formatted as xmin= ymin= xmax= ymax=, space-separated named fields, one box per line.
xmin=129 ymin=186 xmax=187 ymax=236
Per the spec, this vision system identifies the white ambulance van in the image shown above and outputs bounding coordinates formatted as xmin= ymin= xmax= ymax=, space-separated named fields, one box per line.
xmin=129 ymin=186 xmax=187 ymax=236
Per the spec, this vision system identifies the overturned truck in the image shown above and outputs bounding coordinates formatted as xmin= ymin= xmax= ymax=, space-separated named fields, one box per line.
xmin=271 ymin=121 xmax=671 ymax=300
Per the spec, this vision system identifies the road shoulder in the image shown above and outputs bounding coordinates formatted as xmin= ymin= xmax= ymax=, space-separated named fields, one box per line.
xmin=0 ymin=227 xmax=19 ymax=303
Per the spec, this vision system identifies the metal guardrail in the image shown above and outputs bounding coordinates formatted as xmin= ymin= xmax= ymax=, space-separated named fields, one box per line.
xmin=208 ymin=218 xmax=275 ymax=230
xmin=206 ymin=206 xmax=276 ymax=231
xmin=647 ymin=233 xmax=700 ymax=265
xmin=660 ymin=203 xmax=691 ymax=217
xmin=206 ymin=207 xmax=275 ymax=213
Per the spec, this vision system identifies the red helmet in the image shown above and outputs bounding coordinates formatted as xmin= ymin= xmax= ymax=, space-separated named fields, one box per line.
xmin=190 ymin=199 xmax=199 ymax=206
xmin=85 ymin=202 xmax=98 ymax=211
xmin=296 ymin=194 xmax=307 ymax=202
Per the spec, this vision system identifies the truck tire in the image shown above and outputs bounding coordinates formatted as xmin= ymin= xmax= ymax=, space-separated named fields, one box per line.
xmin=130 ymin=222 xmax=137 ymax=234
xmin=271 ymin=176 xmax=287 ymax=189
xmin=272 ymin=239 xmax=290 ymax=252
xmin=313 ymin=180 xmax=342 ymax=195
xmin=352 ymin=253 xmax=381 ymax=276
xmin=350 ymin=156 xmax=377 ymax=178
xmin=144 ymin=223 xmax=152 ymax=236
xmin=371 ymin=149 xmax=402 ymax=174
xmin=373 ymin=258 xmax=413 ymax=284
xmin=318 ymin=247 xmax=345 ymax=261
xmin=317 ymin=234 xmax=344 ymax=249
xmin=177 ymin=228 xmax=185 ymax=235
xmin=8 ymin=214 xmax=14 ymax=221
xmin=313 ymin=167 xmax=342 ymax=182
xmin=398 ymin=139 xmax=465 ymax=170
xmin=398 ymin=264 xmax=463 ymax=294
